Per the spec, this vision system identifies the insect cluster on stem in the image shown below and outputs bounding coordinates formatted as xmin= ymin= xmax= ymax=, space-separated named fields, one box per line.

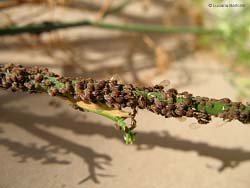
xmin=1 ymin=63 xmax=250 ymax=125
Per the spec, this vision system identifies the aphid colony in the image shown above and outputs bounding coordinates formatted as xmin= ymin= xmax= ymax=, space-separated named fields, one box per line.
xmin=1 ymin=63 xmax=250 ymax=125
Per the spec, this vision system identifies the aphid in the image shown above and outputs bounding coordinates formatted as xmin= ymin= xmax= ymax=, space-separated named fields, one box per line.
xmin=65 ymin=81 xmax=73 ymax=93
xmin=175 ymin=108 xmax=184 ymax=116
xmin=153 ymin=84 xmax=164 ymax=91
xmin=110 ymin=79 xmax=118 ymax=86
xmin=111 ymin=90 xmax=120 ymax=97
xmin=199 ymin=99 xmax=206 ymax=106
xmin=166 ymin=88 xmax=177 ymax=98
xmin=75 ymin=81 xmax=84 ymax=95
xmin=44 ymin=80 xmax=52 ymax=86
xmin=92 ymin=90 xmax=99 ymax=97
xmin=180 ymin=91 xmax=189 ymax=96
xmin=166 ymin=103 xmax=175 ymax=111
xmin=138 ymin=96 xmax=146 ymax=109
xmin=48 ymin=87 xmax=59 ymax=96
xmin=104 ymin=95 xmax=114 ymax=103
xmin=34 ymin=74 xmax=43 ymax=83
xmin=221 ymin=98 xmax=231 ymax=103
xmin=166 ymin=111 xmax=173 ymax=117
xmin=115 ymin=97 xmax=124 ymax=103
xmin=130 ymin=118 xmax=137 ymax=130
xmin=184 ymin=97 xmax=192 ymax=105
xmin=161 ymin=107 xmax=167 ymax=115
xmin=130 ymin=107 xmax=137 ymax=130
xmin=13 ymin=67 xmax=25 ymax=76
xmin=114 ymin=123 xmax=122 ymax=131
xmin=113 ymin=103 xmax=121 ymax=110
xmin=154 ymin=98 xmax=164 ymax=108
xmin=83 ymin=89 xmax=92 ymax=101
xmin=24 ymin=82 xmax=34 ymax=90
xmin=95 ymin=80 xmax=106 ymax=90
xmin=186 ymin=109 xmax=194 ymax=117
xmin=87 ymin=83 xmax=94 ymax=92
xmin=198 ymin=119 xmax=209 ymax=124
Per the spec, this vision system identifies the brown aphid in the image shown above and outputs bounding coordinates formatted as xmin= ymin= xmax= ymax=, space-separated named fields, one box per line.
xmin=87 ymin=82 xmax=94 ymax=91
xmin=95 ymin=80 xmax=106 ymax=90
xmin=65 ymin=81 xmax=73 ymax=93
xmin=197 ymin=119 xmax=209 ymax=124
xmin=34 ymin=74 xmax=43 ymax=83
xmin=111 ymin=90 xmax=120 ymax=97
xmin=239 ymin=104 xmax=246 ymax=110
xmin=138 ymin=97 xmax=146 ymax=109
xmin=175 ymin=108 xmax=184 ymax=116
xmin=13 ymin=67 xmax=25 ymax=76
xmin=115 ymin=97 xmax=124 ymax=104
xmin=180 ymin=91 xmax=189 ymax=95
xmin=44 ymin=79 xmax=52 ymax=86
xmin=166 ymin=103 xmax=175 ymax=111
xmin=199 ymin=99 xmax=207 ymax=106
xmin=184 ymin=97 xmax=192 ymax=105
xmin=24 ymin=82 xmax=34 ymax=90
xmin=232 ymin=102 xmax=241 ymax=109
xmin=110 ymin=80 xmax=118 ymax=86
xmin=161 ymin=107 xmax=167 ymax=115
xmin=2 ymin=80 xmax=11 ymax=89
xmin=165 ymin=111 xmax=173 ymax=118
xmin=154 ymin=84 xmax=164 ymax=90
xmin=154 ymin=98 xmax=164 ymax=109
xmin=113 ymin=103 xmax=121 ymax=110
xmin=168 ymin=88 xmax=178 ymax=94
xmin=221 ymin=98 xmax=231 ymax=103
xmin=75 ymin=81 xmax=83 ymax=95
xmin=48 ymin=87 xmax=59 ymax=96
xmin=186 ymin=109 xmax=194 ymax=117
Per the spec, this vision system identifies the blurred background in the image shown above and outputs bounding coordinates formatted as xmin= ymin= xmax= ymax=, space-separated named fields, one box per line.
xmin=0 ymin=0 xmax=250 ymax=188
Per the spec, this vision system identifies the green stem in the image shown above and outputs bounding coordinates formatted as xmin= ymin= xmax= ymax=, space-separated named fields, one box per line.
xmin=133 ymin=90 xmax=250 ymax=115
xmin=1 ymin=64 xmax=250 ymax=144
xmin=37 ymin=76 xmax=136 ymax=144
xmin=0 ymin=19 xmax=223 ymax=36
xmin=76 ymin=102 xmax=135 ymax=144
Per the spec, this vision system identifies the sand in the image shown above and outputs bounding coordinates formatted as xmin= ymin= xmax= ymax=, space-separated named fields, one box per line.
xmin=1 ymin=1 xmax=250 ymax=188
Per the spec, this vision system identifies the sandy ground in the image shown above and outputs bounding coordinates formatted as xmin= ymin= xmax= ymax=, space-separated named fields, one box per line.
xmin=1 ymin=1 xmax=250 ymax=188
xmin=1 ymin=54 xmax=250 ymax=188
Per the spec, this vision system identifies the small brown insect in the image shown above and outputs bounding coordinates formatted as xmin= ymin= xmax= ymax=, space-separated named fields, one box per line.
xmin=221 ymin=98 xmax=231 ymax=103
xmin=186 ymin=109 xmax=194 ymax=117
xmin=175 ymin=108 xmax=184 ymax=116
xmin=48 ymin=87 xmax=59 ymax=96
xmin=138 ymin=97 xmax=146 ymax=109
xmin=34 ymin=74 xmax=43 ymax=83
xmin=184 ymin=97 xmax=192 ymax=105
xmin=166 ymin=103 xmax=175 ymax=111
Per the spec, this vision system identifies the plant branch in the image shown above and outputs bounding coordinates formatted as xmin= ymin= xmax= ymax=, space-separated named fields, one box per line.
xmin=0 ymin=19 xmax=223 ymax=36
xmin=1 ymin=64 xmax=250 ymax=144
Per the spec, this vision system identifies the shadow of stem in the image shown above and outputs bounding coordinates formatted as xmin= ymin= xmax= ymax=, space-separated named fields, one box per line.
xmin=1 ymin=93 xmax=250 ymax=184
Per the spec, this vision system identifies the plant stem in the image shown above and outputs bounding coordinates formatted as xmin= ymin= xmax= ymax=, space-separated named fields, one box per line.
xmin=0 ymin=19 xmax=223 ymax=36
xmin=1 ymin=64 xmax=250 ymax=144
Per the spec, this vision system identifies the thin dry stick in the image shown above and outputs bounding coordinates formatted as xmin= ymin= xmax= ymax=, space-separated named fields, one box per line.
xmin=1 ymin=64 xmax=250 ymax=143
xmin=0 ymin=19 xmax=222 ymax=36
